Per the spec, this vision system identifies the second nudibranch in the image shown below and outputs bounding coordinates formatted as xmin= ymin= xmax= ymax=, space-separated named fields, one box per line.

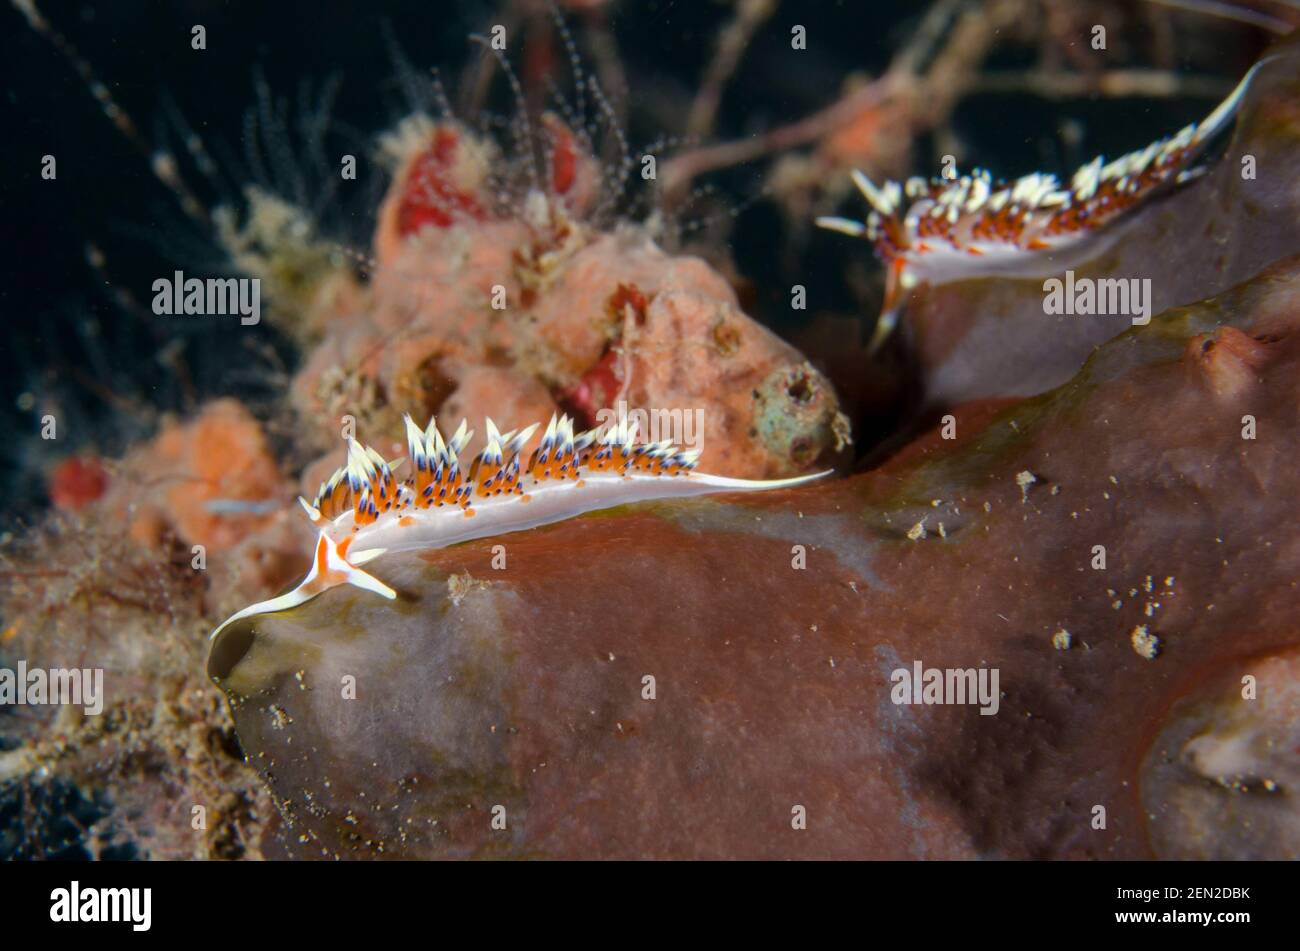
xmin=210 ymin=412 xmax=831 ymax=639
xmin=817 ymin=57 xmax=1276 ymax=351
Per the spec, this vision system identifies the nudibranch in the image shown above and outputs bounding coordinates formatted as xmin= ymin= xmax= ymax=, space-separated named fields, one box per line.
xmin=210 ymin=413 xmax=830 ymax=639
xmin=817 ymin=58 xmax=1276 ymax=351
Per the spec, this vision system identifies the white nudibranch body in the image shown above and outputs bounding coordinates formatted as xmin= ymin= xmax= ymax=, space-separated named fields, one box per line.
xmin=210 ymin=412 xmax=830 ymax=639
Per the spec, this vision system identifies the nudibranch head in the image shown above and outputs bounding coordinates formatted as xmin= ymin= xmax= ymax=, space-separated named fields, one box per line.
xmin=210 ymin=411 xmax=829 ymax=642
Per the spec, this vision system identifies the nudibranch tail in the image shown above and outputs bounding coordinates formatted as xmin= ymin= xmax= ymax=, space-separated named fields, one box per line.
xmin=209 ymin=412 xmax=834 ymax=641
xmin=817 ymin=55 xmax=1280 ymax=350
xmin=687 ymin=469 xmax=831 ymax=492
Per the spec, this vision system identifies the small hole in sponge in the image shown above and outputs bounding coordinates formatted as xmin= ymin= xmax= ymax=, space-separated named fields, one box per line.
xmin=207 ymin=620 xmax=256 ymax=683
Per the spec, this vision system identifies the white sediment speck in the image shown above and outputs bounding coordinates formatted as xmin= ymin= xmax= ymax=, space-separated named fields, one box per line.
xmin=1016 ymin=470 xmax=1037 ymax=502
xmin=1130 ymin=625 xmax=1160 ymax=660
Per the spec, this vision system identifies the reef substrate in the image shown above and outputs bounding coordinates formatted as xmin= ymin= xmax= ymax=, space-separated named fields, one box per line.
xmin=210 ymin=257 xmax=1300 ymax=859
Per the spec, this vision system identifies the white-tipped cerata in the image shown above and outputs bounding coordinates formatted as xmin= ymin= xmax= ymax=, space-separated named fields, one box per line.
xmin=210 ymin=413 xmax=835 ymax=639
